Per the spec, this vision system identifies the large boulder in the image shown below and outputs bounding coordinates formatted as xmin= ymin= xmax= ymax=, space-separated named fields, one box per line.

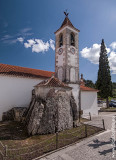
xmin=2 ymin=107 xmax=26 ymax=122
xmin=25 ymin=89 xmax=78 ymax=135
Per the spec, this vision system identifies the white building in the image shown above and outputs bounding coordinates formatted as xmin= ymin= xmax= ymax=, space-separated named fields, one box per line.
xmin=0 ymin=64 xmax=53 ymax=120
xmin=0 ymin=13 xmax=98 ymax=120
xmin=80 ymin=74 xmax=99 ymax=116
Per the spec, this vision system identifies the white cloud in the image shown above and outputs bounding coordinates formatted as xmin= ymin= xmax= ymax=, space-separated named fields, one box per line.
xmin=20 ymin=28 xmax=33 ymax=36
xmin=110 ymin=42 xmax=116 ymax=50
xmin=24 ymin=43 xmax=30 ymax=48
xmin=20 ymin=28 xmax=32 ymax=33
xmin=17 ymin=37 xmax=24 ymax=43
xmin=0 ymin=27 xmax=33 ymax=45
xmin=32 ymin=39 xmax=49 ymax=53
xmin=0 ymin=34 xmax=18 ymax=44
xmin=50 ymin=39 xmax=55 ymax=50
xmin=24 ymin=38 xmax=55 ymax=53
xmin=80 ymin=44 xmax=100 ymax=64
xmin=80 ymin=43 xmax=110 ymax=64
xmin=80 ymin=43 xmax=116 ymax=74
xmin=24 ymin=39 xmax=35 ymax=48
xmin=108 ymin=51 xmax=116 ymax=74
xmin=1 ymin=35 xmax=13 ymax=41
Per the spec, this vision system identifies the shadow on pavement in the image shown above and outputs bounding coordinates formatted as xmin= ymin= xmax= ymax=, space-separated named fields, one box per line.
xmin=88 ymin=138 xmax=116 ymax=156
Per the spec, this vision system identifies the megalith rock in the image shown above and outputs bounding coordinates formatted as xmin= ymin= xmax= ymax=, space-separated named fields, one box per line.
xmin=24 ymin=76 xmax=78 ymax=135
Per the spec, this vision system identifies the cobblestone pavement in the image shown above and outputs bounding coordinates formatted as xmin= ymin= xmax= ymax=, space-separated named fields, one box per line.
xmin=84 ymin=112 xmax=116 ymax=130
xmin=37 ymin=113 xmax=116 ymax=160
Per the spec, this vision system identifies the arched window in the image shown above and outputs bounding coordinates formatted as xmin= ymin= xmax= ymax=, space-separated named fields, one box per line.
xmin=59 ymin=34 xmax=63 ymax=47
xmin=70 ymin=33 xmax=75 ymax=46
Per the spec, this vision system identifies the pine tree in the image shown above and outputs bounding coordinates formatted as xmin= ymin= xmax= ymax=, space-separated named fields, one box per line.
xmin=96 ymin=39 xmax=112 ymax=108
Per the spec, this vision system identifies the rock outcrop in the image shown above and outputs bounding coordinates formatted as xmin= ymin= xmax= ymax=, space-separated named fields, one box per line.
xmin=2 ymin=107 xmax=26 ymax=122
xmin=25 ymin=88 xmax=78 ymax=135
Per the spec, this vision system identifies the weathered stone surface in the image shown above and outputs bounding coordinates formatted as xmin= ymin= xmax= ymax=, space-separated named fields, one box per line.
xmin=25 ymin=88 xmax=78 ymax=135
xmin=70 ymin=94 xmax=78 ymax=127
xmin=2 ymin=107 xmax=26 ymax=122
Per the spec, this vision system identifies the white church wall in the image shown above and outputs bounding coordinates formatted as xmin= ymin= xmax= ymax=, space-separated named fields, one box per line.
xmin=0 ymin=75 xmax=44 ymax=120
xmin=69 ymin=84 xmax=80 ymax=110
xmin=81 ymin=91 xmax=98 ymax=116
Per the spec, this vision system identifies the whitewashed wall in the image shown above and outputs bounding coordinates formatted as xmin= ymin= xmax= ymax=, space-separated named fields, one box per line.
xmin=69 ymin=84 xmax=80 ymax=109
xmin=0 ymin=75 xmax=44 ymax=120
xmin=81 ymin=91 xmax=98 ymax=116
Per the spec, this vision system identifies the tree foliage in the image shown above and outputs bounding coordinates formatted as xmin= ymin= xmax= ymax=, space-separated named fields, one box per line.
xmin=84 ymin=80 xmax=95 ymax=89
xmin=96 ymin=39 xmax=112 ymax=98
xmin=112 ymin=82 xmax=116 ymax=97
xmin=112 ymin=82 xmax=116 ymax=89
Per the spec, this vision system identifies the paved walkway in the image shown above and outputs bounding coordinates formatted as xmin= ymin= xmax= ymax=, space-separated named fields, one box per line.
xmin=98 ymin=112 xmax=116 ymax=130
xmin=84 ymin=112 xmax=116 ymax=130
xmin=37 ymin=112 xmax=116 ymax=160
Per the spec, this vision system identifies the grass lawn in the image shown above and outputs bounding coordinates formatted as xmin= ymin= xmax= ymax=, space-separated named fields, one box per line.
xmin=106 ymin=107 xmax=116 ymax=110
xmin=109 ymin=97 xmax=116 ymax=101
xmin=0 ymin=120 xmax=103 ymax=160
xmin=100 ymin=107 xmax=116 ymax=112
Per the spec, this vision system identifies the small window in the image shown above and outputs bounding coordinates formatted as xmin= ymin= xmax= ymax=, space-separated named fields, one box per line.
xmin=70 ymin=33 xmax=75 ymax=46
xmin=59 ymin=34 xmax=63 ymax=47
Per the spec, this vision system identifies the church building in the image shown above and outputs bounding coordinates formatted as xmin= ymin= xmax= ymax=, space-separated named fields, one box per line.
xmin=0 ymin=13 xmax=98 ymax=121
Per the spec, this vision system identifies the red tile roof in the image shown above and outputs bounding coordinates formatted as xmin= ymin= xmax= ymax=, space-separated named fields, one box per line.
xmin=80 ymin=85 xmax=98 ymax=92
xmin=0 ymin=63 xmax=54 ymax=78
xmin=35 ymin=76 xmax=72 ymax=89
xmin=55 ymin=17 xmax=80 ymax=34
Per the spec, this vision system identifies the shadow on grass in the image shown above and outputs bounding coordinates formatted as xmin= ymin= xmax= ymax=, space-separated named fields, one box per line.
xmin=0 ymin=121 xmax=28 ymax=140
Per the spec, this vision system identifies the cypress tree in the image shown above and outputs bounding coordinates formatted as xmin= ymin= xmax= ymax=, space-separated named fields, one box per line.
xmin=96 ymin=39 xmax=112 ymax=108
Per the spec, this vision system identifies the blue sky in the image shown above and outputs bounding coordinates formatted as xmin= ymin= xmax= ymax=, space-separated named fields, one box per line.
xmin=0 ymin=0 xmax=116 ymax=82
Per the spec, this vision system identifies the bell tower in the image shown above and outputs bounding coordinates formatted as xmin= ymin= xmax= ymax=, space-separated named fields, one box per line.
xmin=55 ymin=12 xmax=80 ymax=84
